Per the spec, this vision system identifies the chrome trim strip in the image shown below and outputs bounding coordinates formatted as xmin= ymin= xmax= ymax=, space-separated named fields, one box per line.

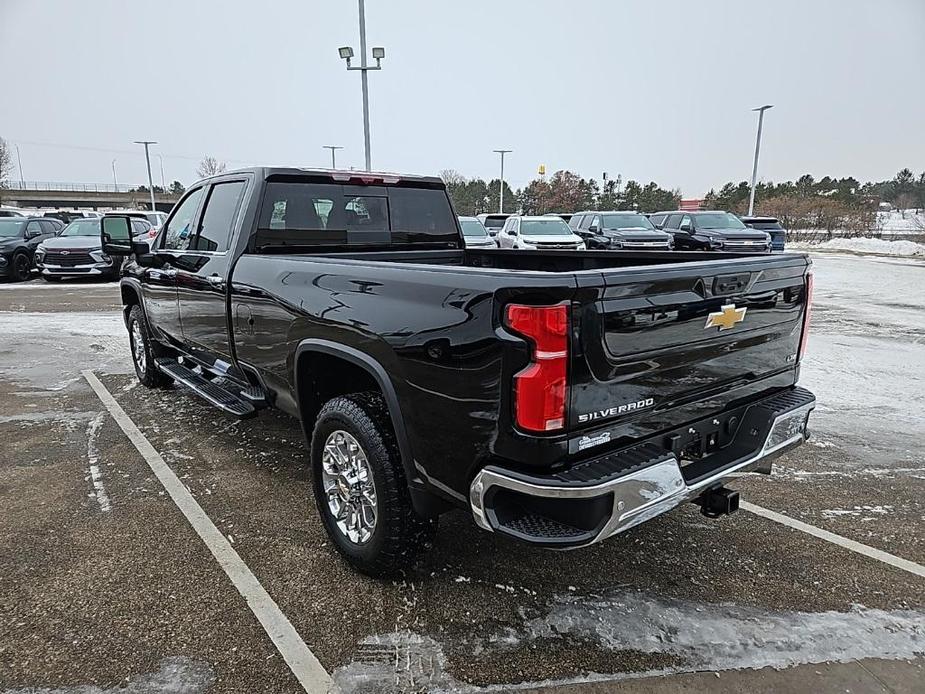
xmin=470 ymin=401 xmax=814 ymax=546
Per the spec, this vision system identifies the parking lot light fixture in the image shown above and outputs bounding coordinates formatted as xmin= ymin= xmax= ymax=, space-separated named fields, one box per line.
xmin=323 ymin=145 xmax=344 ymax=168
xmin=493 ymin=149 xmax=512 ymax=213
xmin=748 ymin=104 xmax=773 ymax=216
xmin=133 ymin=140 xmax=158 ymax=213
xmin=338 ymin=0 xmax=384 ymax=171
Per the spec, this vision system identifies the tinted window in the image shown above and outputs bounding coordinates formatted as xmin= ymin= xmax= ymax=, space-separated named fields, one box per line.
xmin=649 ymin=214 xmax=666 ymax=228
xmin=569 ymin=214 xmax=584 ymax=230
xmin=579 ymin=215 xmax=594 ymax=230
xmin=193 ymin=181 xmax=246 ymax=252
xmin=695 ymin=213 xmax=746 ymax=230
xmin=482 ymin=215 xmax=508 ymax=231
xmin=520 ymin=219 xmax=573 ymax=236
xmin=601 ymin=214 xmax=655 ymax=230
xmin=459 ymin=219 xmax=488 ymax=237
xmin=665 ymin=214 xmax=682 ymax=229
xmin=746 ymin=220 xmax=784 ymax=231
xmin=40 ymin=220 xmax=59 ymax=234
xmin=60 ymin=219 xmax=100 ymax=236
xmin=257 ymin=182 xmax=457 ymax=247
xmin=163 ymin=188 xmax=206 ymax=250
xmin=0 ymin=219 xmax=26 ymax=237
xmin=131 ymin=219 xmax=150 ymax=235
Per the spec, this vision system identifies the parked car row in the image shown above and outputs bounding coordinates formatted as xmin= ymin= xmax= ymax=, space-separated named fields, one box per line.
xmin=465 ymin=210 xmax=785 ymax=253
xmin=0 ymin=213 xmax=154 ymax=282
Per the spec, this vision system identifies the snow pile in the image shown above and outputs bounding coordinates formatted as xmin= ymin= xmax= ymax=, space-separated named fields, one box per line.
xmin=791 ymin=237 xmax=925 ymax=256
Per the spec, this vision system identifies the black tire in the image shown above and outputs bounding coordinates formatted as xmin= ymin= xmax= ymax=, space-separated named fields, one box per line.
xmin=311 ymin=392 xmax=436 ymax=576
xmin=127 ymin=305 xmax=171 ymax=388
xmin=11 ymin=252 xmax=31 ymax=282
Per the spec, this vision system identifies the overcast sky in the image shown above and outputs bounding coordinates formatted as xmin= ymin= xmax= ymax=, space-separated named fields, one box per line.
xmin=2 ymin=0 xmax=923 ymax=196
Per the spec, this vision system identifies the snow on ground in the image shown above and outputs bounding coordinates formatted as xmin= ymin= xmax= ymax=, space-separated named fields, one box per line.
xmin=798 ymin=254 xmax=925 ymax=466
xmin=878 ymin=209 xmax=924 ymax=234
xmin=791 ymin=237 xmax=925 ymax=257
xmin=0 ymin=311 xmax=130 ymax=390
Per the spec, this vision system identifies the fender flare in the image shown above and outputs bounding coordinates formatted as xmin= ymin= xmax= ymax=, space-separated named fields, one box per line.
xmin=293 ymin=339 xmax=418 ymax=488
xmin=118 ymin=278 xmax=147 ymax=327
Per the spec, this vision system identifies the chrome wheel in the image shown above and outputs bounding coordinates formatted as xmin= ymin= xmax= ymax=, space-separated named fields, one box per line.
xmin=130 ymin=319 xmax=147 ymax=374
xmin=321 ymin=429 xmax=377 ymax=544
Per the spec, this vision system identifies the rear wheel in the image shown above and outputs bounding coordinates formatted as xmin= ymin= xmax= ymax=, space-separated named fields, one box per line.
xmin=311 ymin=392 xmax=436 ymax=576
xmin=11 ymin=252 xmax=31 ymax=282
xmin=128 ymin=305 xmax=171 ymax=388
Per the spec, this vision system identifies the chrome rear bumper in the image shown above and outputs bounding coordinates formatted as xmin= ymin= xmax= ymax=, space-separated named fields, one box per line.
xmin=470 ymin=389 xmax=815 ymax=548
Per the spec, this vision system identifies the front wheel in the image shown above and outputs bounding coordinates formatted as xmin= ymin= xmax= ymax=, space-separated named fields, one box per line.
xmin=311 ymin=393 xmax=436 ymax=576
xmin=11 ymin=252 xmax=31 ymax=282
xmin=127 ymin=305 xmax=171 ymax=388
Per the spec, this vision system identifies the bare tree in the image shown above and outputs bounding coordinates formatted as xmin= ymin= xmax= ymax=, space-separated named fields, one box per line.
xmin=0 ymin=137 xmax=14 ymax=201
xmin=196 ymin=156 xmax=227 ymax=179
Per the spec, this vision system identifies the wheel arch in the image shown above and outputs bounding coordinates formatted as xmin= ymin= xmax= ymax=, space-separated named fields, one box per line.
xmin=294 ymin=340 xmax=448 ymax=518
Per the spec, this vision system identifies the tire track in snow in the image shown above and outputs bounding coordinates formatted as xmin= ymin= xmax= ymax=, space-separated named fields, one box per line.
xmin=86 ymin=411 xmax=111 ymax=513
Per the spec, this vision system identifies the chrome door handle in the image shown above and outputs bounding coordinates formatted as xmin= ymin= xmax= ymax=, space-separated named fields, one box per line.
xmin=207 ymin=275 xmax=225 ymax=287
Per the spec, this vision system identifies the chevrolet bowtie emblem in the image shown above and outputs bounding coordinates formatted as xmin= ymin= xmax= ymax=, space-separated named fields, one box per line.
xmin=705 ymin=303 xmax=747 ymax=331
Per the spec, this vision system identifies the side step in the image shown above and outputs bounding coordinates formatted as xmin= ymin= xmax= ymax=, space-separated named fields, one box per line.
xmin=155 ymin=358 xmax=256 ymax=418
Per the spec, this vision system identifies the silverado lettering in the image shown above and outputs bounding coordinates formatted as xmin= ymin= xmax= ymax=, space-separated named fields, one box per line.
xmin=578 ymin=398 xmax=656 ymax=423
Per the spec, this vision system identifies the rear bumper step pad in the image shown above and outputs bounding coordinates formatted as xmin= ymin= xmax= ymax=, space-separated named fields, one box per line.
xmin=470 ymin=386 xmax=815 ymax=548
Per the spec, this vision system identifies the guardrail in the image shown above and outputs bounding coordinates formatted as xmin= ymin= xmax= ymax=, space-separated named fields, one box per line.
xmin=3 ymin=181 xmax=163 ymax=193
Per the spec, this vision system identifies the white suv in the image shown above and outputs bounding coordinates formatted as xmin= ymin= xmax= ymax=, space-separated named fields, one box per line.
xmin=495 ymin=215 xmax=586 ymax=250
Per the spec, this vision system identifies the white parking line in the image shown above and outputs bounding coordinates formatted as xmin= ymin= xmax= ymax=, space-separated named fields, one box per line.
xmin=82 ymin=370 xmax=334 ymax=694
xmin=86 ymin=412 xmax=111 ymax=512
xmin=741 ymin=500 xmax=925 ymax=579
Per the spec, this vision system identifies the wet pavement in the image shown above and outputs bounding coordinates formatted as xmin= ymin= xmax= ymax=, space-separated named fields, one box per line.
xmin=1 ymin=255 xmax=923 ymax=693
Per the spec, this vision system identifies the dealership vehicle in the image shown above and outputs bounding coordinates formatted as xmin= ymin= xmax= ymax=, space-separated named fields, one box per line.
xmin=0 ymin=207 xmax=26 ymax=218
xmin=476 ymin=213 xmax=511 ymax=239
xmin=0 ymin=217 xmax=64 ymax=281
xmin=740 ymin=215 xmax=786 ymax=252
xmin=36 ymin=216 xmax=149 ymax=280
xmin=458 ymin=216 xmax=497 ymax=248
xmin=42 ymin=209 xmax=102 ymax=225
xmin=654 ymin=211 xmax=771 ymax=252
xmin=544 ymin=212 xmax=573 ymax=224
xmin=100 ymin=167 xmax=815 ymax=575
xmin=569 ymin=211 xmax=673 ymax=250
xmin=496 ymin=215 xmax=586 ymax=250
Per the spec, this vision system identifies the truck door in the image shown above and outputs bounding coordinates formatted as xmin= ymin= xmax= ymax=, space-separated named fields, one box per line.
xmin=175 ymin=178 xmax=248 ymax=366
xmin=145 ymin=186 xmax=206 ymax=345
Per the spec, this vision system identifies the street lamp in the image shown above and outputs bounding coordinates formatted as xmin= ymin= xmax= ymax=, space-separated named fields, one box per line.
xmin=748 ymin=104 xmax=773 ymax=216
xmin=337 ymin=0 xmax=385 ymax=170
xmin=133 ymin=140 xmax=158 ymax=213
xmin=156 ymin=154 xmax=166 ymax=191
xmin=323 ymin=145 xmax=344 ymax=168
xmin=111 ymin=159 xmax=118 ymax=189
xmin=493 ymin=149 xmax=512 ymax=213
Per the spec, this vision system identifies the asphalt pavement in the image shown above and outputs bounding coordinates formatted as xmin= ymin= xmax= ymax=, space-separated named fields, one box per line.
xmin=0 ymin=256 xmax=923 ymax=693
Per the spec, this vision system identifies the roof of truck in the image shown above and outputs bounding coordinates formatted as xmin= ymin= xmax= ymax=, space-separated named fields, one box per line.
xmin=198 ymin=167 xmax=444 ymax=186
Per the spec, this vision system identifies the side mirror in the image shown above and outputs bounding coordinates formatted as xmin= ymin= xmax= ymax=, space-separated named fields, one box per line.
xmin=101 ymin=216 xmax=133 ymax=255
xmin=679 ymin=222 xmax=692 ymax=232
xmin=588 ymin=225 xmax=599 ymax=233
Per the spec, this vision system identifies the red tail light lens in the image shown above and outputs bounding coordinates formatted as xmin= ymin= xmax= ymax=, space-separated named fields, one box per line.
xmin=798 ymin=272 xmax=813 ymax=361
xmin=506 ymin=302 xmax=569 ymax=432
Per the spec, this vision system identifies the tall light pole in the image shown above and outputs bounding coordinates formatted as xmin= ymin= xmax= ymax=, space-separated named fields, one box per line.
xmin=14 ymin=144 xmax=24 ymax=186
xmin=156 ymin=154 xmax=166 ymax=191
xmin=748 ymin=105 xmax=773 ymax=216
xmin=338 ymin=0 xmax=386 ymax=171
xmin=111 ymin=159 xmax=118 ymax=189
xmin=134 ymin=140 xmax=158 ymax=212
xmin=323 ymin=145 xmax=344 ymax=168
xmin=493 ymin=149 xmax=512 ymax=213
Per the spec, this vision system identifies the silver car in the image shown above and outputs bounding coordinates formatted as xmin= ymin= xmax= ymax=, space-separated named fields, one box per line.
xmin=35 ymin=217 xmax=149 ymax=281
xmin=495 ymin=215 xmax=586 ymax=250
xmin=458 ymin=216 xmax=497 ymax=248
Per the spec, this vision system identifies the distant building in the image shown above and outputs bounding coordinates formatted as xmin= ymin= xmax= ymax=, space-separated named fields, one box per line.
xmin=679 ymin=199 xmax=703 ymax=211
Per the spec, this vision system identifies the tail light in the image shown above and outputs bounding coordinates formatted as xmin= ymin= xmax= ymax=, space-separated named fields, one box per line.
xmin=798 ymin=271 xmax=813 ymax=361
xmin=505 ymin=302 xmax=569 ymax=432
xmin=148 ymin=227 xmax=158 ymax=238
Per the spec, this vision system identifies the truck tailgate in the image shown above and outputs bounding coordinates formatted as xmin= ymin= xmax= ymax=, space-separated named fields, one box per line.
xmin=571 ymin=254 xmax=810 ymax=437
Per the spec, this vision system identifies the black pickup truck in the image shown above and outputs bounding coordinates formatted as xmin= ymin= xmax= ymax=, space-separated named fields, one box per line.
xmin=100 ymin=168 xmax=815 ymax=575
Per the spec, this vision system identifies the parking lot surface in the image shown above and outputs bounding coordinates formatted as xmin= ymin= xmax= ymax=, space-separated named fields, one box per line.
xmin=1 ymin=257 xmax=923 ymax=693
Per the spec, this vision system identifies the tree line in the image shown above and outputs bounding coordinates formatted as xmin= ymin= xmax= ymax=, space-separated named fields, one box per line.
xmin=441 ymin=169 xmax=681 ymax=216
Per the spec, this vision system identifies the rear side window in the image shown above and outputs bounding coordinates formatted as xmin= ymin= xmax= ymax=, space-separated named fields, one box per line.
xmin=747 ymin=221 xmax=784 ymax=231
xmin=193 ymin=181 xmax=247 ymax=252
xmin=649 ymin=214 xmax=666 ymax=228
xmin=256 ymin=182 xmax=458 ymax=248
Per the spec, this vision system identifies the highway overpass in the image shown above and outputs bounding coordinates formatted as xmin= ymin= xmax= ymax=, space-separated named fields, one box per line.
xmin=1 ymin=182 xmax=181 ymax=212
